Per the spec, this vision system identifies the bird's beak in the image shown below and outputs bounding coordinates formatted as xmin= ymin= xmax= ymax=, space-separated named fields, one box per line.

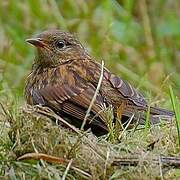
xmin=26 ymin=38 xmax=48 ymax=48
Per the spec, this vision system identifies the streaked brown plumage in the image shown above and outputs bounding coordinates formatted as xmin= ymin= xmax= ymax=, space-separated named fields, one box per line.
xmin=25 ymin=30 xmax=174 ymax=136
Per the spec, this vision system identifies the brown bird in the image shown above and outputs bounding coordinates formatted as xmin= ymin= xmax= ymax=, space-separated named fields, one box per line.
xmin=25 ymin=30 xmax=174 ymax=136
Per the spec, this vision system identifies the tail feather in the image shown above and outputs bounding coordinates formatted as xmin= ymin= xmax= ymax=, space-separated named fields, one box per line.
xmin=123 ymin=105 xmax=174 ymax=126
xmin=150 ymin=106 xmax=174 ymax=118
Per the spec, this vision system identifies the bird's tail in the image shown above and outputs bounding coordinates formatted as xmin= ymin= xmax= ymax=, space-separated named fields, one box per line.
xmin=150 ymin=106 xmax=174 ymax=119
xmin=144 ymin=106 xmax=174 ymax=125
xmin=122 ymin=105 xmax=174 ymax=126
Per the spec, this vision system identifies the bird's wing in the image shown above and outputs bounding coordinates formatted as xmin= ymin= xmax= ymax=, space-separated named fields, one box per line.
xmin=29 ymin=62 xmax=108 ymax=132
xmin=85 ymin=60 xmax=174 ymax=121
xmin=104 ymin=69 xmax=148 ymax=107
xmin=85 ymin=60 xmax=148 ymax=108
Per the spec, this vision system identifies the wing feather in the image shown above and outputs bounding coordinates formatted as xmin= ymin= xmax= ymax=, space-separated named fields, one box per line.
xmin=29 ymin=63 xmax=108 ymax=131
xmin=87 ymin=60 xmax=148 ymax=107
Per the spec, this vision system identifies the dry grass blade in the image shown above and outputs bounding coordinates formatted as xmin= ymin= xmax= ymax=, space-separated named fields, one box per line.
xmin=70 ymin=166 xmax=92 ymax=179
xmin=62 ymin=159 xmax=73 ymax=180
xmin=17 ymin=153 xmax=92 ymax=179
xmin=17 ymin=153 xmax=70 ymax=164
xmin=81 ymin=60 xmax=104 ymax=131
xmin=118 ymin=114 xmax=134 ymax=140
xmin=103 ymin=148 xmax=110 ymax=179
xmin=113 ymin=156 xmax=180 ymax=168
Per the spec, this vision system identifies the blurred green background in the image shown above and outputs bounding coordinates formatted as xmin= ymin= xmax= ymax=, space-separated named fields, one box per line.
xmin=0 ymin=0 xmax=179 ymax=107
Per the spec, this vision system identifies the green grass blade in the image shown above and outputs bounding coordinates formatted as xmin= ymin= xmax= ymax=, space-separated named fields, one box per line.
xmin=169 ymin=85 xmax=180 ymax=147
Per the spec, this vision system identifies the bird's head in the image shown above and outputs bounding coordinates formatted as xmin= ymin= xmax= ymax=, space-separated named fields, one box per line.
xmin=26 ymin=30 xmax=90 ymax=68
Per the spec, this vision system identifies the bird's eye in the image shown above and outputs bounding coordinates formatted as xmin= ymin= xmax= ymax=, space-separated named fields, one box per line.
xmin=56 ymin=40 xmax=65 ymax=49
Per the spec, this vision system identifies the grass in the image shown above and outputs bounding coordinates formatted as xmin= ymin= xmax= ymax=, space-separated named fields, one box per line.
xmin=0 ymin=0 xmax=180 ymax=179
xmin=0 ymin=105 xmax=180 ymax=179
xmin=169 ymin=85 xmax=180 ymax=147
